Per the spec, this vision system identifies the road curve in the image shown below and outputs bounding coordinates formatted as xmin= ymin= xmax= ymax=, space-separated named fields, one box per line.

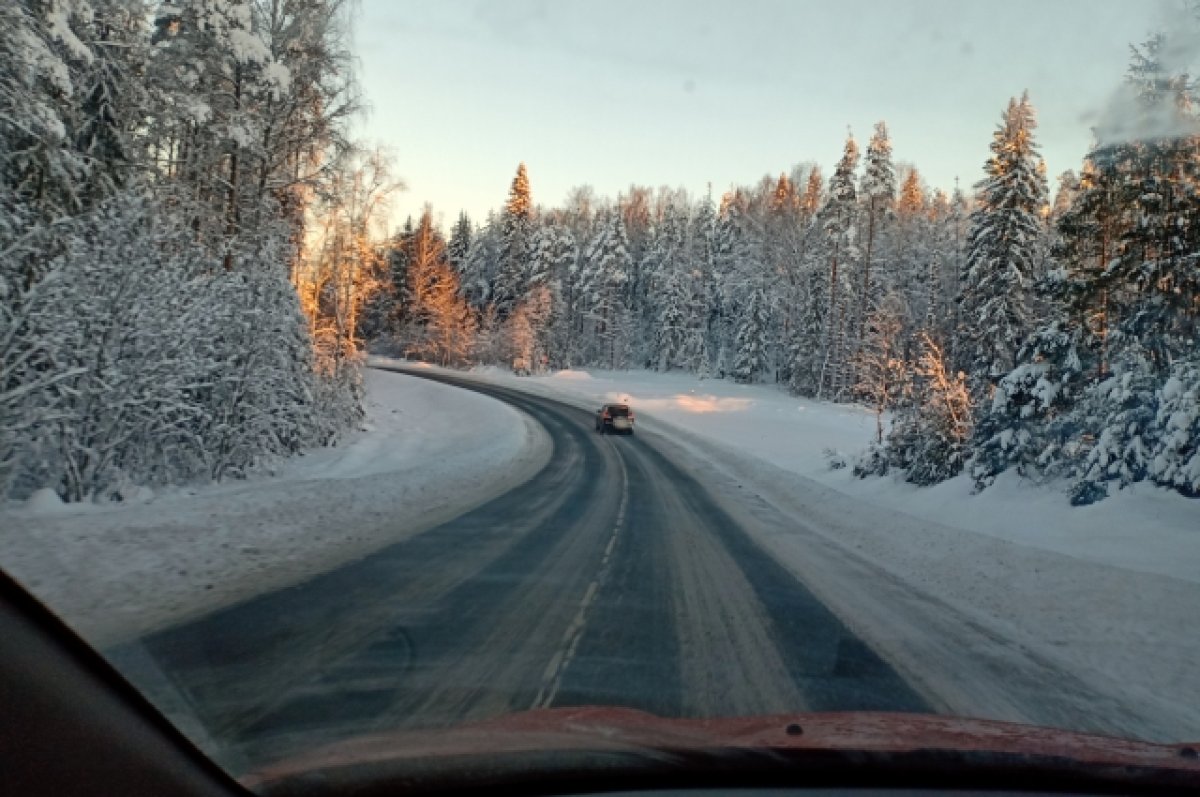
xmin=110 ymin=367 xmax=928 ymax=774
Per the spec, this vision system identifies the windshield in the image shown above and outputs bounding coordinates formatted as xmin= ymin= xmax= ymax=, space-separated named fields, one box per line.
xmin=2 ymin=0 xmax=1199 ymax=787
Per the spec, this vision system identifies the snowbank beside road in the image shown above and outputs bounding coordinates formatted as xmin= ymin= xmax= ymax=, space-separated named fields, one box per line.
xmin=441 ymin=363 xmax=1200 ymax=582
xmin=0 ymin=368 xmax=550 ymax=648
xmin=399 ymin=360 xmax=1200 ymax=741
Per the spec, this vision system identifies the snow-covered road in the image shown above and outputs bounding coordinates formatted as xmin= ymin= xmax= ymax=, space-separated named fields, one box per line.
xmin=2 ymin=359 xmax=1197 ymax=748
xmin=0 ymin=368 xmax=550 ymax=647
xmin=382 ymin=360 xmax=1200 ymax=743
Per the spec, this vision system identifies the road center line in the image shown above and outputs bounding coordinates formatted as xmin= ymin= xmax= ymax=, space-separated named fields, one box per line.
xmin=532 ymin=448 xmax=629 ymax=710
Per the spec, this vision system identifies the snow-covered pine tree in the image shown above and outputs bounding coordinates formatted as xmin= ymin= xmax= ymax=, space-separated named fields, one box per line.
xmin=957 ymin=92 xmax=1048 ymax=395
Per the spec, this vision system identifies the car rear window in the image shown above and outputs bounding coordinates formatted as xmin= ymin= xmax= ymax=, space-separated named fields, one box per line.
xmin=608 ymin=406 xmax=630 ymax=416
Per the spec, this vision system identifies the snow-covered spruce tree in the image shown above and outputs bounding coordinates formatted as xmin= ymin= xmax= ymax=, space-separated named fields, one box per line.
xmin=973 ymin=37 xmax=1200 ymax=502
xmin=654 ymin=267 xmax=691 ymax=371
xmin=578 ymin=209 xmax=633 ymax=368
xmin=858 ymin=121 xmax=897 ymax=348
xmin=492 ymin=163 xmax=534 ymax=317
xmin=711 ymin=195 xmax=744 ymax=375
xmin=458 ymin=212 xmax=500 ymax=310
xmin=685 ymin=192 xmax=719 ymax=376
xmin=529 ymin=223 xmax=578 ymax=367
xmin=854 ymin=292 xmax=909 ymax=448
xmin=957 ymin=92 xmax=1048 ymax=395
xmin=923 ymin=188 xmax=964 ymax=344
xmin=639 ymin=199 xmax=688 ymax=367
xmin=815 ymin=134 xmax=861 ymax=400
xmin=969 ymin=317 xmax=1098 ymax=491
xmin=504 ymin=285 xmax=552 ymax=374
xmin=764 ymin=168 xmax=814 ymax=388
xmin=731 ymin=286 xmax=770 ymax=383
xmin=1094 ymin=37 xmax=1200 ymax=374
xmin=447 ymin=211 xmax=473 ymax=271
xmin=969 ymin=154 xmax=1115 ymax=490
xmin=785 ymin=268 xmax=827 ymax=396
xmin=884 ymin=333 xmax=973 ymax=485
xmin=1069 ymin=349 xmax=1160 ymax=504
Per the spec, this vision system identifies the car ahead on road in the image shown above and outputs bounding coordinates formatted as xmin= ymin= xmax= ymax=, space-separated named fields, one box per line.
xmin=595 ymin=403 xmax=635 ymax=434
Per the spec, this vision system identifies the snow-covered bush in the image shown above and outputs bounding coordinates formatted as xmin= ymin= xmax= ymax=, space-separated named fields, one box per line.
xmin=852 ymin=443 xmax=888 ymax=477
xmin=0 ymin=0 xmax=368 ymax=502
xmin=882 ymin=334 xmax=973 ymax=486
xmin=3 ymin=193 xmax=354 ymax=501
xmin=1070 ymin=353 xmax=1159 ymax=504
xmin=1148 ymin=360 xmax=1200 ymax=497
xmin=971 ymin=321 xmax=1094 ymax=490
xmin=823 ymin=448 xmax=849 ymax=471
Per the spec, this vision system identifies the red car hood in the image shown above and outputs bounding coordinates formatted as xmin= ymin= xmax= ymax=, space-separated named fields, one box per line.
xmin=245 ymin=708 xmax=1200 ymax=793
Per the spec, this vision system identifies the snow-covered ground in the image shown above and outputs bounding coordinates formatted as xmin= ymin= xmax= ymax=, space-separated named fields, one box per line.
xmin=0 ymin=369 xmax=550 ymax=648
xmin=380 ymin=358 xmax=1200 ymax=742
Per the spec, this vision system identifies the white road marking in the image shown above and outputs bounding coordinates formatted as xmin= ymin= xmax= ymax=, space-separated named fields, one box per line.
xmin=532 ymin=449 xmax=629 ymax=710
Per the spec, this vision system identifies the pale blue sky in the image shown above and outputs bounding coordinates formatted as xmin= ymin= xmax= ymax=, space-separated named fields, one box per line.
xmin=352 ymin=0 xmax=1172 ymax=230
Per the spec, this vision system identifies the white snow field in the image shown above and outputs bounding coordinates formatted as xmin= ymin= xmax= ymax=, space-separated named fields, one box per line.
xmin=0 ymin=368 xmax=550 ymax=648
xmin=384 ymin=359 xmax=1200 ymax=742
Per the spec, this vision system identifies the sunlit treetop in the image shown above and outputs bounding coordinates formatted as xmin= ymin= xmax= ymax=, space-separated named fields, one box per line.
xmin=897 ymin=167 xmax=926 ymax=217
xmin=505 ymin=162 xmax=532 ymax=220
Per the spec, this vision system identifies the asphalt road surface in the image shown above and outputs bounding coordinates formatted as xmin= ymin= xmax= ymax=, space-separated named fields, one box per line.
xmin=110 ymin=367 xmax=928 ymax=774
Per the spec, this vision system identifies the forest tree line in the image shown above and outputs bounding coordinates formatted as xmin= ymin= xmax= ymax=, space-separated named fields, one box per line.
xmin=372 ymin=36 xmax=1200 ymax=504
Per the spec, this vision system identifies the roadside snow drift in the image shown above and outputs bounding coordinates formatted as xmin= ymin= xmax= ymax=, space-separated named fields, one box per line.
xmin=0 ymin=368 xmax=550 ymax=648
